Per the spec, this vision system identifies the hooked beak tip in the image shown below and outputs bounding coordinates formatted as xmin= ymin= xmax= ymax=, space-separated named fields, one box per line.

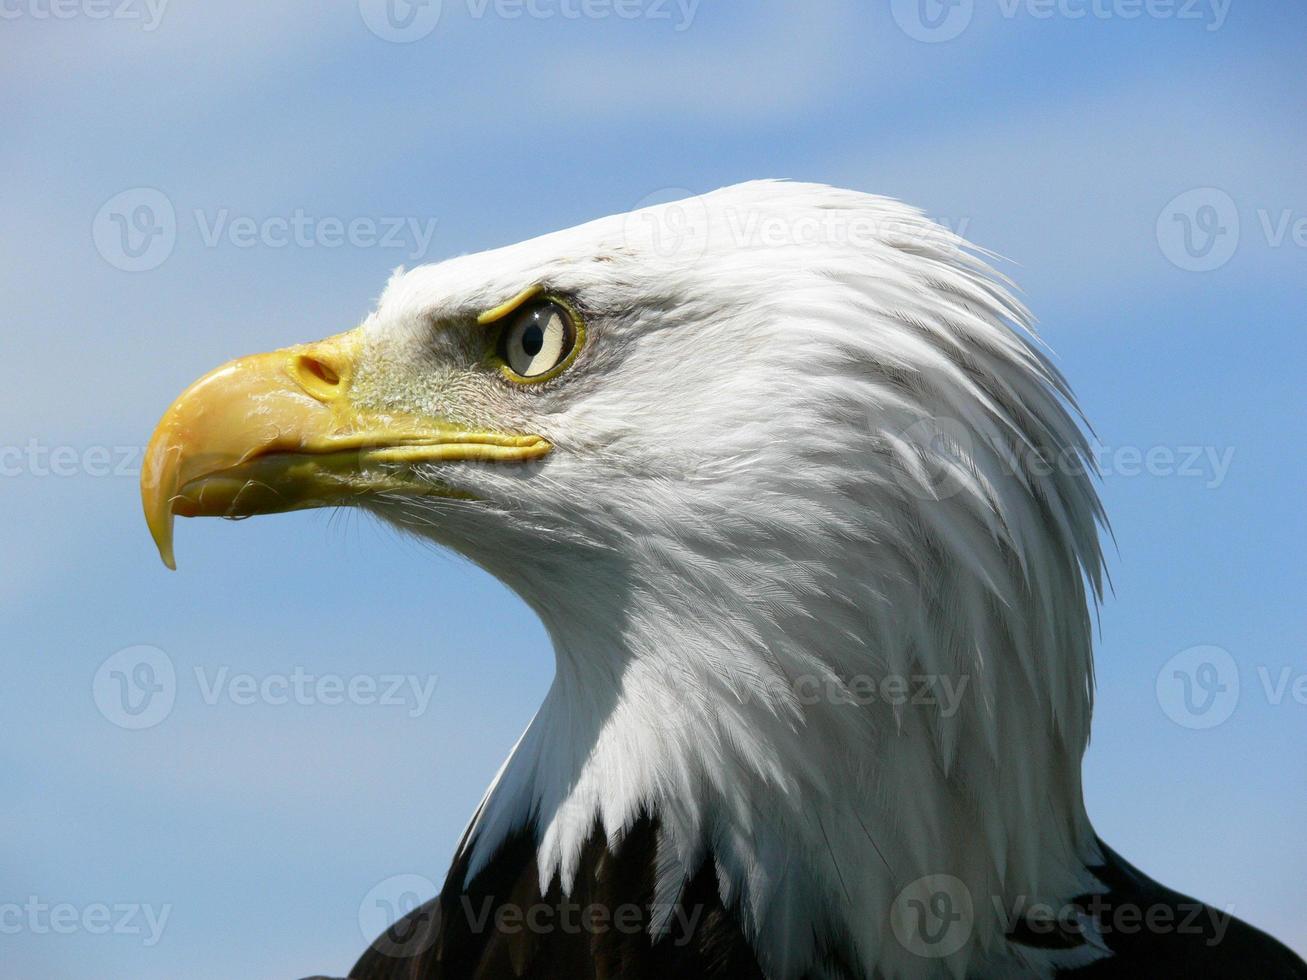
xmin=151 ymin=517 xmax=178 ymax=570
xmin=142 ymin=431 xmax=181 ymax=571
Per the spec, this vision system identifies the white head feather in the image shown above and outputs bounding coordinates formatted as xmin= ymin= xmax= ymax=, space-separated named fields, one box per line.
xmin=356 ymin=181 xmax=1109 ymax=978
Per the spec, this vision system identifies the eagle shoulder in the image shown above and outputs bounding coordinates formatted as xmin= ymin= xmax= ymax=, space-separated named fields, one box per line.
xmin=1050 ymin=841 xmax=1307 ymax=980
xmin=348 ymin=814 xmax=771 ymax=980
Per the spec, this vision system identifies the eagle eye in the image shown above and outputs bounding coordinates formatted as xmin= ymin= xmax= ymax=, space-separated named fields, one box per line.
xmin=495 ymin=298 xmax=581 ymax=382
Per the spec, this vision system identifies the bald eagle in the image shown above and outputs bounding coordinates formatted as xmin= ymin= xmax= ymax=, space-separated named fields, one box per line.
xmin=142 ymin=182 xmax=1303 ymax=979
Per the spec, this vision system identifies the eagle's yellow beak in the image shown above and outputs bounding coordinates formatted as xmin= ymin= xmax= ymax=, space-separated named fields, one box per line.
xmin=141 ymin=329 xmax=550 ymax=569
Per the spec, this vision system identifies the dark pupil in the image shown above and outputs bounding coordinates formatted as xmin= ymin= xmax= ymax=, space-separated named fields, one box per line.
xmin=521 ymin=322 xmax=545 ymax=357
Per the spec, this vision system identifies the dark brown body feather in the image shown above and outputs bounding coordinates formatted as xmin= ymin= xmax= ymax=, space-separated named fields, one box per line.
xmin=348 ymin=814 xmax=769 ymax=980
xmin=1053 ymin=842 xmax=1307 ymax=980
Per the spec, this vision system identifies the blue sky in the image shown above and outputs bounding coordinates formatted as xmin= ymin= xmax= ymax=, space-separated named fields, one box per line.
xmin=2 ymin=2 xmax=1304 ymax=976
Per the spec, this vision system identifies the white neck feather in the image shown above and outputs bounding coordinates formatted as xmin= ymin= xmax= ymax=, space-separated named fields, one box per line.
xmin=460 ymin=488 xmax=1107 ymax=978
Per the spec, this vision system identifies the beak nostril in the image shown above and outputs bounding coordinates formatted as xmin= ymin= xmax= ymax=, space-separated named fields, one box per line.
xmin=299 ymin=356 xmax=341 ymax=386
xmin=292 ymin=353 xmax=347 ymax=401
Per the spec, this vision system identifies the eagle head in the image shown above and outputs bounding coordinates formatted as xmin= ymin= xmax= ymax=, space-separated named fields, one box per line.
xmin=142 ymin=180 xmax=1108 ymax=977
